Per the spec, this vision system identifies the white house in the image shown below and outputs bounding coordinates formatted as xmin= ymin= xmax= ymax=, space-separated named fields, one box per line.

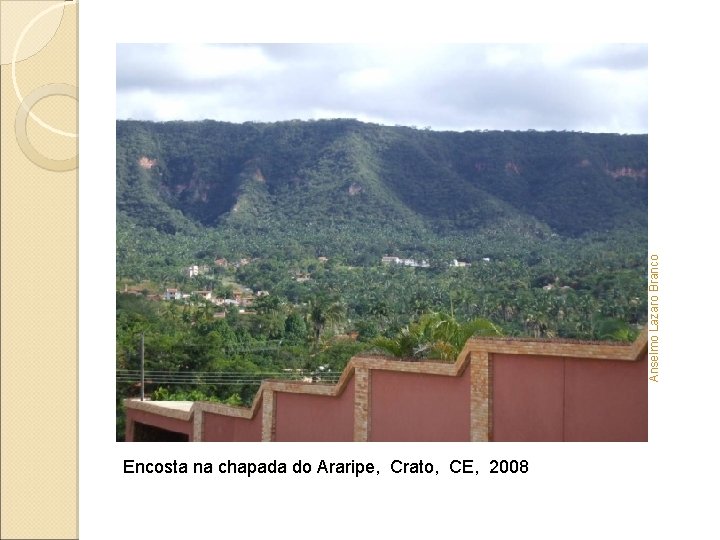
xmin=382 ymin=256 xmax=430 ymax=268
xmin=164 ymin=288 xmax=183 ymax=300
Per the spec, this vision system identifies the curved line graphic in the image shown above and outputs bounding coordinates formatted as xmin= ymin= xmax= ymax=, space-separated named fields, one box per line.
xmin=12 ymin=1 xmax=77 ymax=139
xmin=15 ymin=83 xmax=78 ymax=171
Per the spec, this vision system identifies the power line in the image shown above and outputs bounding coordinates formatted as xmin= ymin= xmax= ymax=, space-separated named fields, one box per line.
xmin=118 ymin=341 xmax=305 ymax=352
xmin=116 ymin=369 xmax=342 ymax=385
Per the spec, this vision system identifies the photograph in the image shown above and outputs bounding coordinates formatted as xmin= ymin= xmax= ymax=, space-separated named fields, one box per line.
xmin=115 ymin=43 xmax=648 ymax=442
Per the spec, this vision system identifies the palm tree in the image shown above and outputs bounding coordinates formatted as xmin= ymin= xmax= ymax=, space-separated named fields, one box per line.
xmin=373 ymin=312 xmax=502 ymax=361
xmin=426 ymin=313 xmax=502 ymax=360
xmin=372 ymin=327 xmax=425 ymax=359
xmin=593 ymin=317 xmax=637 ymax=342
xmin=305 ymin=298 xmax=347 ymax=344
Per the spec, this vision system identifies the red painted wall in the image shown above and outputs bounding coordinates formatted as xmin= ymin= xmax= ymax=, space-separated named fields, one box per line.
xmin=203 ymin=409 xmax=263 ymax=442
xmin=274 ymin=380 xmax=355 ymax=442
xmin=126 ymin=351 xmax=647 ymax=442
xmin=492 ymin=354 xmax=565 ymax=442
xmin=126 ymin=408 xmax=193 ymax=441
xmin=492 ymin=354 xmax=648 ymax=442
xmin=370 ymin=368 xmax=471 ymax=442
xmin=564 ymin=356 xmax=648 ymax=441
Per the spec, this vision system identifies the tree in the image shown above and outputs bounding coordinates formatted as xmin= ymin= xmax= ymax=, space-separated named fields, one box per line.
xmin=593 ymin=317 xmax=637 ymax=342
xmin=373 ymin=312 xmax=502 ymax=361
xmin=306 ymin=298 xmax=347 ymax=344
xmin=214 ymin=283 xmax=234 ymax=299
xmin=284 ymin=312 xmax=307 ymax=342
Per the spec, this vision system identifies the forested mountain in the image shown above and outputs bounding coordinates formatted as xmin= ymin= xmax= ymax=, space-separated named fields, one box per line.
xmin=116 ymin=119 xmax=647 ymax=247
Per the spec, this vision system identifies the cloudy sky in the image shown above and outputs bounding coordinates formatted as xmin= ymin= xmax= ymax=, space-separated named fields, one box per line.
xmin=116 ymin=43 xmax=647 ymax=133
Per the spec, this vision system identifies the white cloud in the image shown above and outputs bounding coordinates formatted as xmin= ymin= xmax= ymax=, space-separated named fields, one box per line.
xmin=341 ymin=67 xmax=393 ymax=90
xmin=117 ymin=43 xmax=647 ymax=133
xmin=173 ymin=44 xmax=283 ymax=80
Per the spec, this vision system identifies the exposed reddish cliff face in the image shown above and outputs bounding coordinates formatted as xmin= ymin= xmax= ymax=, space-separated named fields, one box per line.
xmin=138 ymin=156 xmax=156 ymax=169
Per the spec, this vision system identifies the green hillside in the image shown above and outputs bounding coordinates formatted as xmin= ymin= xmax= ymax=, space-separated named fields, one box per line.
xmin=116 ymin=119 xmax=647 ymax=244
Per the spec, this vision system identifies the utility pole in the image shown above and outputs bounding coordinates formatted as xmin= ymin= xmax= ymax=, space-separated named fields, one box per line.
xmin=140 ymin=332 xmax=145 ymax=401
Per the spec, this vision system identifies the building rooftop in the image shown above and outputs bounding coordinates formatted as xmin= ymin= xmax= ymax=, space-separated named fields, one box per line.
xmin=128 ymin=399 xmax=194 ymax=412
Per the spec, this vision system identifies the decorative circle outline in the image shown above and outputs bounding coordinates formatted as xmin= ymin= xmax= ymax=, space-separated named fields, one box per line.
xmin=15 ymin=83 xmax=78 ymax=171
xmin=12 ymin=1 xmax=77 ymax=138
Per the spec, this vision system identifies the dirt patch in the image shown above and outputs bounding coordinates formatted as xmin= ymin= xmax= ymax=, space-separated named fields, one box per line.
xmin=138 ymin=156 xmax=157 ymax=169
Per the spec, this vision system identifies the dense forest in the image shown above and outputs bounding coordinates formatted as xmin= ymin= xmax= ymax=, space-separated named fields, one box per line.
xmin=116 ymin=119 xmax=648 ymax=439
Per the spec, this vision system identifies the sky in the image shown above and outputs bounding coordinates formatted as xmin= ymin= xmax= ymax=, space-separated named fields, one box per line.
xmin=116 ymin=43 xmax=647 ymax=134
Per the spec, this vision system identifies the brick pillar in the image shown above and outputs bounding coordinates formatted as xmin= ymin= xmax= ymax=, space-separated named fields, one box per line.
xmin=470 ymin=351 xmax=492 ymax=441
xmin=354 ymin=368 xmax=371 ymax=442
xmin=192 ymin=408 xmax=203 ymax=442
xmin=261 ymin=389 xmax=276 ymax=442
xmin=125 ymin=417 xmax=135 ymax=442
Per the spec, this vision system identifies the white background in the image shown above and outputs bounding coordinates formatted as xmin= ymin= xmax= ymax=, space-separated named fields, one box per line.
xmin=80 ymin=1 xmax=718 ymax=539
